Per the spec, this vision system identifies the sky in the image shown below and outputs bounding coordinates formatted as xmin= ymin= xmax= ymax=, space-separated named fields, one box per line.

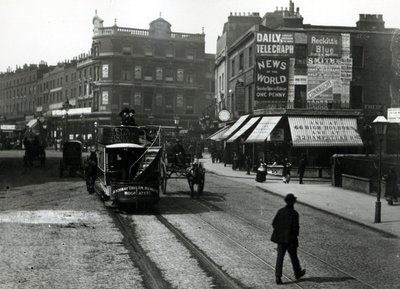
xmin=1 ymin=0 xmax=399 ymax=73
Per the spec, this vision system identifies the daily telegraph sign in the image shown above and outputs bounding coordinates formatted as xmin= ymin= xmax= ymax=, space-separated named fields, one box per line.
xmin=256 ymin=32 xmax=294 ymax=56
xmin=255 ymin=57 xmax=289 ymax=101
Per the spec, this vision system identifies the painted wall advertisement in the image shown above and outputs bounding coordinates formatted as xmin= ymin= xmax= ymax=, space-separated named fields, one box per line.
xmin=255 ymin=57 xmax=289 ymax=101
xmin=256 ymin=32 xmax=294 ymax=56
xmin=306 ymin=33 xmax=351 ymax=102
xmin=308 ymin=34 xmax=342 ymax=58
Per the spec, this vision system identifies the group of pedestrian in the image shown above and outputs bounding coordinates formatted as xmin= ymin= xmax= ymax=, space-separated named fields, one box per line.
xmin=255 ymin=154 xmax=308 ymax=185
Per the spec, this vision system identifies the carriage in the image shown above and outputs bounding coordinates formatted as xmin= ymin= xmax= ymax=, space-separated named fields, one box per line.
xmin=87 ymin=124 xmax=205 ymax=207
xmin=59 ymin=140 xmax=84 ymax=177
xmin=162 ymin=133 xmax=205 ymax=198
xmin=88 ymin=125 xmax=167 ymax=208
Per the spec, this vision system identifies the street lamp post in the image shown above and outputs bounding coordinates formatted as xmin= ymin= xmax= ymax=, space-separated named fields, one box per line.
xmin=62 ymin=99 xmax=70 ymax=143
xmin=94 ymin=121 xmax=98 ymax=151
xmin=372 ymin=115 xmax=389 ymax=223
xmin=174 ymin=116 xmax=180 ymax=138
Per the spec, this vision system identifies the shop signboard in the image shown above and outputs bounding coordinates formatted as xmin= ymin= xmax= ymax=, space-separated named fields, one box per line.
xmin=388 ymin=108 xmax=400 ymax=123
xmin=256 ymin=32 xmax=294 ymax=57
xmin=255 ymin=57 xmax=289 ymax=101
xmin=308 ymin=34 xmax=342 ymax=58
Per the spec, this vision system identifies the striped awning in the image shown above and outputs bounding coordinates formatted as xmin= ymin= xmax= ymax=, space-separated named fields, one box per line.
xmin=220 ymin=114 xmax=250 ymax=140
xmin=226 ymin=117 xmax=260 ymax=143
xmin=208 ymin=125 xmax=232 ymax=141
xmin=245 ymin=116 xmax=282 ymax=143
xmin=288 ymin=117 xmax=363 ymax=147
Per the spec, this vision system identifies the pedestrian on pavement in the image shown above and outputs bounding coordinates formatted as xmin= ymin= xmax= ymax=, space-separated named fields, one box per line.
xmin=256 ymin=158 xmax=267 ymax=182
xmin=384 ymin=167 xmax=399 ymax=205
xmin=298 ymin=155 xmax=307 ymax=184
xmin=271 ymin=193 xmax=306 ymax=285
xmin=282 ymin=158 xmax=292 ymax=184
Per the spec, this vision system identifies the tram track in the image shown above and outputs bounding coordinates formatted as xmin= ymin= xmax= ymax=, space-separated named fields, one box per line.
xmin=188 ymin=196 xmax=378 ymax=289
xmin=109 ymin=210 xmax=171 ymax=289
xmin=106 ymin=185 xmax=377 ymax=289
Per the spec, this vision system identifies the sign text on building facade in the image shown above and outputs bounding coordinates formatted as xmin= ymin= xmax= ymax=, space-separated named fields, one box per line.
xmin=255 ymin=57 xmax=289 ymax=101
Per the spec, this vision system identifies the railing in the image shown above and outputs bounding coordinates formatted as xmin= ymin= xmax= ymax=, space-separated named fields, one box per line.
xmin=95 ymin=27 xmax=204 ymax=41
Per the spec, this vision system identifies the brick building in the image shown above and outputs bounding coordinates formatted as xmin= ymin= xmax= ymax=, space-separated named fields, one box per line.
xmin=90 ymin=13 xmax=215 ymax=130
xmin=214 ymin=1 xmax=400 ymax=167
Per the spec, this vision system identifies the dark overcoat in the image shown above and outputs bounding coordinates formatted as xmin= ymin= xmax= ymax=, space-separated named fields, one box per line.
xmin=270 ymin=205 xmax=299 ymax=246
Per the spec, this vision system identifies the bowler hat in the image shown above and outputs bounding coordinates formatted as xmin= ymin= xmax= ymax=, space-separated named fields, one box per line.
xmin=284 ymin=193 xmax=297 ymax=204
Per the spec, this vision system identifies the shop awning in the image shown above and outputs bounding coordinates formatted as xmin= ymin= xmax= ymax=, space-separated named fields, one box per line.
xmin=226 ymin=117 xmax=260 ymax=143
xmin=208 ymin=125 xmax=232 ymax=141
xmin=220 ymin=114 xmax=250 ymax=140
xmin=288 ymin=117 xmax=363 ymax=147
xmin=245 ymin=116 xmax=282 ymax=143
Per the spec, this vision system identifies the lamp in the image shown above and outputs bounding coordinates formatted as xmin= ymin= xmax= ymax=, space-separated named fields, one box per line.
xmin=174 ymin=116 xmax=180 ymax=137
xmin=372 ymin=115 xmax=389 ymax=223
xmin=94 ymin=121 xmax=98 ymax=150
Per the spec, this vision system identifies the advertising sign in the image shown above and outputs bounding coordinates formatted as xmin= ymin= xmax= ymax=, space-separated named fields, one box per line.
xmin=255 ymin=57 xmax=289 ymax=101
xmin=256 ymin=32 xmax=294 ymax=56
xmin=308 ymin=34 xmax=342 ymax=58
xmin=388 ymin=108 xmax=400 ymax=123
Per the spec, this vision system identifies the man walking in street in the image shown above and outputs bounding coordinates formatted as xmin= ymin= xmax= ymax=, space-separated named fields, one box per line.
xmin=298 ymin=155 xmax=307 ymax=184
xmin=271 ymin=193 xmax=306 ymax=285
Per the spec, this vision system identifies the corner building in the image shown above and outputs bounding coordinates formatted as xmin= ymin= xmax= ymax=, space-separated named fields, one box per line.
xmin=215 ymin=1 xmax=400 ymax=169
xmin=91 ymin=14 xmax=214 ymax=129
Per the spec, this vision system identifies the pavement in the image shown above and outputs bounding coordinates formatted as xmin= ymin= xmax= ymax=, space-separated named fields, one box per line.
xmin=200 ymin=153 xmax=400 ymax=239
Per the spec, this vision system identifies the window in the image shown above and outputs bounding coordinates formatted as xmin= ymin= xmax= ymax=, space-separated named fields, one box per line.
xmin=352 ymin=46 xmax=364 ymax=67
xmin=134 ymin=66 xmax=142 ymax=79
xmin=350 ymin=86 xmax=363 ymax=109
xmin=144 ymin=91 xmax=153 ymax=110
xmin=294 ymin=85 xmax=307 ymax=108
xmin=248 ymin=46 xmax=253 ymax=67
xmin=156 ymin=67 xmax=163 ymax=81
xmin=122 ymin=66 xmax=131 ymax=81
xmin=239 ymin=53 xmax=244 ymax=71
xmin=295 ymin=45 xmax=307 ymax=67
xmin=102 ymin=64 xmax=109 ymax=78
xmin=185 ymin=96 xmax=194 ymax=114
xmin=165 ymin=68 xmax=174 ymax=82
xmin=231 ymin=59 xmax=235 ymax=77
xmin=144 ymin=46 xmax=153 ymax=56
xmin=177 ymin=69 xmax=184 ymax=82
xmin=155 ymin=93 xmax=163 ymax=106
xmin=122 ymin=47 xmax=132 ymax=55
xmin=176 ymin=94 xmax=184 ymax=108
xmin=165 ymin=93 xmax=173 ymax=113
xmin=186 ymin=72 xmax=194 ymax=84
xmin=144 ymin=67 xmax=153 ymax=81
xmin=134 ymin=92 xmax=142 ymax=105
xmin=186 ymin=49 xmax=195 ymax=59
xmin=165 ymin=47 xmax=174 ymax=58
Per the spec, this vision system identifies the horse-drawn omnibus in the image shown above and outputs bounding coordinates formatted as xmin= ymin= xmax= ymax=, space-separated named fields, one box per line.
xmin=88 ymin=125 xmax=166 ymax=208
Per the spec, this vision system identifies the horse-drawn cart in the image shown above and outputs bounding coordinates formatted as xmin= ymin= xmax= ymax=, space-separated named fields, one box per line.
xmin=163 ymin=138 xmax=205 ymax=198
